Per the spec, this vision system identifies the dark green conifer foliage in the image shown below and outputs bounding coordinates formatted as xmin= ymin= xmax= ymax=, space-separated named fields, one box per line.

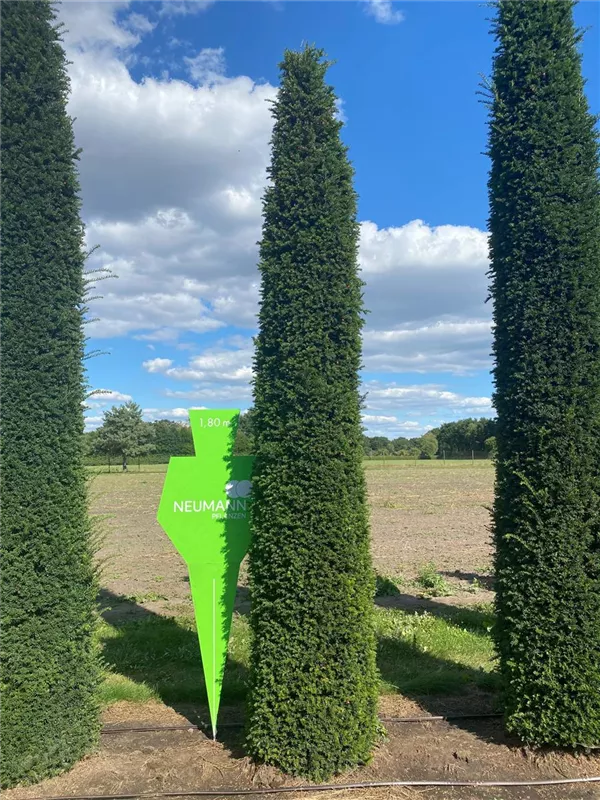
xmin=247 ymin=46 xmax=378 ymax=779
xmin=488 ymin=0 xmax=600 ymax=745
xmin=0 ymin=0 xmax=101 ymax=786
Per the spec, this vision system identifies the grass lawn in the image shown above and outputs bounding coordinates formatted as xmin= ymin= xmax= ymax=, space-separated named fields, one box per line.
xmin=98 ymin=601 xmax=498 ymax=708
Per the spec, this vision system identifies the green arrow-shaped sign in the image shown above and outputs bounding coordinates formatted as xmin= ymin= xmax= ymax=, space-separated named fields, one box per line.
xmin=157 ymin=409 xmax=253 ymax=738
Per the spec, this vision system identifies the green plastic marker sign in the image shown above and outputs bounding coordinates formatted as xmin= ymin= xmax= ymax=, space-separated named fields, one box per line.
xmin=157 ymin=409 xmax=253 ymax=739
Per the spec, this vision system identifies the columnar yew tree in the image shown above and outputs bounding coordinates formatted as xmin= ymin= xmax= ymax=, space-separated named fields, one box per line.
xmin=247 ymin=46 xmax=378 ymax=779
xmin=489 ymin=0 xmax=600 ymax=745
xmin=0 ymin=1 xmax=100 ymax=786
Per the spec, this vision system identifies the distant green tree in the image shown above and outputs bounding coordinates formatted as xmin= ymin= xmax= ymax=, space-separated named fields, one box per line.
xmin=364 ymin=435 xmax=391 ymax=456
xmin=488 ymin=0 xmax=600 ymax=745
xmin=95 ymin=402 xmax=155 ymax=471
xmin=153 ymin=419 xmax=194 ymax=457
xmin=233 ymin=408 xmax=256 ymax=455
xmin=248 ymin=45 xmax=378 ymax=779
xmin=436 ymin=417 xmax=496 ymax=456
xmin=484 ymin=436 xmax=497 ymax=459
xmin=418 ymin=432 xmax=438 ymax=459
xmin=0 ymin=0 xmax=100 ymax=785
xmin=82 ymin=428 xmax=100 ymax=458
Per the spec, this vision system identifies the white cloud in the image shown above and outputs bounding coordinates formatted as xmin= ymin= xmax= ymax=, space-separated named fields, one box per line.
xmin=134 ymin=328 xmax=181 ymax=342
xmin=184 ymin=47 xmax=226 ymax=85
xmin=158 ymin=1 xmax=213 ymax=17
xmin=363 ymin=320 xmax=492 ymax=375
xmin=143 ymin=341 xmax=253 ymax=382
xmin=84 ymin=415 xmax=105 ymax=432
xmin=364 ymin=0 xmax=404 ymax=25
xmin=362 ymin=414 xmax=421 ymax=429
xmin=125 ymin=12 xmax=156 ymax=35
xmin=360 ymin=219 xmax=489 ymax=328
xmin=359 ymin=219 xmax=487 ymax=275
xmin=86 ymin=288 xmax=225 ymax=338
xmin=361 ymin=414 xmax=425 ymax=437
xmin=57 ymin=5 xmax=275 ymax=340
xmin=86 ymin=388 xmax=133 ymax=405
xmin=143 ymin=358 xmax=173 ymax=373
xmin=142 ymin=406 xmax=206 ymax=421
xmin=363 ymin=382 xmax=493 ymax=415
xmin=68 ymin=58 xmax=275 ymax=224
xmin=357 ymin=220 xmax=491 ymax=372
xmin=334 ymin=97 xmax=347 ymax=125
xmin=58 ymin=2 xmax=140 ymax=52
xmin=165 ymin=384 xmax=253 ymax=402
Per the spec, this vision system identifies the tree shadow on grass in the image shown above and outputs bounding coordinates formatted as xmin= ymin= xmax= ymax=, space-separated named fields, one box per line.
xmin=440 ymin=569 xmax=495 ymax=591
xmin=375 ymin=591 xmax=510 ymax=746
xmin=375 ymin=592 xmax=494 ymax=636
xmin=98 ymin=588 xmax=247 ymax=756
xmin=100 ymin=585 xmax=505 ymax=750
xmin=376 ymin=627 xmax=499 ymax=698
xmin=377 ymin=633 xmax=511 ymax=746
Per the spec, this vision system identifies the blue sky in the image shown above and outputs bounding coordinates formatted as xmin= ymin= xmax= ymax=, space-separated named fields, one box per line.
xmin=57 ymin=0 xmax=600 ymax=436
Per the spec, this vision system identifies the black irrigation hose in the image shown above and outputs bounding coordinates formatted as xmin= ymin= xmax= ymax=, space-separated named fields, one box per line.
xmin=14 ymin=776 xmax=600 ymax=800
xmin=100 ymin=713 xmax=503 ymax=735
xmin=22 ymin=714 xmax=600 ymax=799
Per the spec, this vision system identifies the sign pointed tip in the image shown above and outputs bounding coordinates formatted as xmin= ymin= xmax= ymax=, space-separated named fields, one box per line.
xmin=212 ymin=725 xmax=217 ymax=741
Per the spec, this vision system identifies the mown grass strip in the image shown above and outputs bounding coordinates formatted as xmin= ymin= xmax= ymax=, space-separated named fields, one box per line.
xmin=98 ymin=603 xmax=497 ymax=706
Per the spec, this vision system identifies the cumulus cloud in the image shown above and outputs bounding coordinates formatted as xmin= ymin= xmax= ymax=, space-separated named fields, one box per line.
xmin=143 ymin=358 xmax=174 ymax=373
xmin=84 ymin=415 xmax=105 ymax=431
xmin=142 ymin=406 xmax=206 ymax=421
xmin=59 ymin=1 xmax=495 ymax=425
xmin=57 ymin=2 xmax=275 ymax=340
xmin=363 ymin=320 xmax=492 ymax=375
xmin=361 ymin=414 xmax=424 ymax=437
xmin=364 ymin=0 xmax=404 ymax=25
xmin=86 ymin=388 xmax=133 ymax=405
xmin=58 ymin=2 xmax=139 ymax=52
xmin=165 ymin=384 xmax=253 ymax=402
xmin=69 ymin=66 xmax=274 ymax=224
xmin=184 ymin=47 xmax=226 ymax=84
xmin=363 ymin=381 xmax=492 ymax=416
xmin=359 ymin=219 xmax=490 ymax=329
xmin=143 ymin=340 xmax=253 ymax=382
xmin=158 ymin=1 xmax=213 ymax=17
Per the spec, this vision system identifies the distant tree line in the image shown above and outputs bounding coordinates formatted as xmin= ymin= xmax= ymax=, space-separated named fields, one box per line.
xmin=362 ymin=431 xmax=438 ymax=459
xmin=362 ymin=418 xmax=496 ymax=460
xmin=432 ymin=417 xmax=497 ymax=459
xmin=84 ymin=406 xmax=496 ymax=465
xmin=83 ymin=404 xmax=257 ymax=467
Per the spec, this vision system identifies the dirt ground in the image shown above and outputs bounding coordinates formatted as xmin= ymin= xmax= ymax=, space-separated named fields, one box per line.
xmin=92 ymin=462 xmax=495 ymax=618
xmin=6 ymin=697 xmax=600 ymax=800
xmin=8 ymin=463 xmax=599 ymax=800
xmin=367 ymin=463 xmax=494 ymax=606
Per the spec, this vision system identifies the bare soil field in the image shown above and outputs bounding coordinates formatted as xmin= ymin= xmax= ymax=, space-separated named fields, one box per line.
xmin=7 ymin=463 xmax=600 ymax=800
xmin=92 ymin=462 xmax=496 ymax=618
xmin=367 ymin=463 xmax=494 ymax=606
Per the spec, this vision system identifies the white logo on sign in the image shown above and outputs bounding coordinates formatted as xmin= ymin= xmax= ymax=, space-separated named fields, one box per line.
xmin=225 ymin=480 xmax=252 ymax=499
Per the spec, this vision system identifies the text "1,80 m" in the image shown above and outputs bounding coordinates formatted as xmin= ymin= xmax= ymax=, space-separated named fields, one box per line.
xmin=197 ymin=418 xmax=231 ymax=428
